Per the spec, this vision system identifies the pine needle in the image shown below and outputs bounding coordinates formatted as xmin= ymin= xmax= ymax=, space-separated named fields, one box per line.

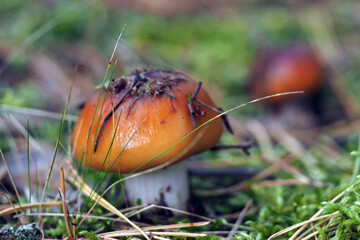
xmin=99 ymin=221 xmax=210 ymax=238
xmin=0 ymin=201 xmax=62 ymax=216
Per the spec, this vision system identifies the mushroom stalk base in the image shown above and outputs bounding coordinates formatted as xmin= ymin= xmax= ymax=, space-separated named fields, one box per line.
xmin=125 ymin=161 xmax=189 ymax=211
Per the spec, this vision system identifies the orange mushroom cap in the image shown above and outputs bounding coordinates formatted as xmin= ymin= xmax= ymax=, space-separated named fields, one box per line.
xmin=249 ymin=45 xmax=323 ymax=104
xmin=72 ymin=68 xmax=224 ymax=173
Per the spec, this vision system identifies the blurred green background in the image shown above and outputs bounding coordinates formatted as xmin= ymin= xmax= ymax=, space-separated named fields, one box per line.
xmin=2 ymin=0 xmax=358 ymax=110
xmin=1 ymin=0 xmax=359 ymax=149
xmin=1 ymin=0 xmax=360 ymax=238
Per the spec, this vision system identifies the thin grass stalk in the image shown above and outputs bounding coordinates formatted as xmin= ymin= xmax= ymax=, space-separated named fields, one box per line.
xmin=0 ymin=183 xmax=24 ymax=214
xmin=88 ymin=108 xmax=123 ymax=200
xmin=3 ymin=113 xmax=43 ymax=153
xmin=79 ymin=26 xmax=125 ymax=180
xmin=93 ymin=122 xmax=209 ymax=219
xmin=0 ymin=149 xmax=22 ymax=205
xmin=35 ymin=155 xmax=39 ymax=203
xmin=0 ymin=192 xmax=18 ymax=215
xmin=82 ymin=59 xmax=116 ymax=180
xmin=351 ymin=132 xmax=360 ymax=183
xmin=27 ymin=118 xmax=31 ymax=204
xmin=39 ymin=65 xmax=74 ymax=211
xmin=129 ymin=91 xmax=304 ymax=174
xmin=79 ymin=91 xmax=305 ymax=221
xmin=83 ymin=117 xmax=144 ymax=216
xmin=76 ymin=53 xmax=120 ymax=215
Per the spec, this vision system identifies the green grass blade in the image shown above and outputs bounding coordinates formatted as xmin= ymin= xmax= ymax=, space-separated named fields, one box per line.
xmin=78 ymin=24 xmax=125 ymax=179
xmin=351 ymin=132 xmax=360 ymax=184
xmin=72 ymin=26 xmax=126 ymax=212
xmin=88 ymin=108 xmax=123 ymax=200
xmin=0 ymin=149 xmax=22 ymax=205
xmin=39 ymin=69 xmax=75 ymax=211
xmin=82 ymin=59 xmax=118 ymax=178
xmin=27 ymin=118 xmax=31 ymax=204
xmin=0 ymin=182 xmax=25 ymax=213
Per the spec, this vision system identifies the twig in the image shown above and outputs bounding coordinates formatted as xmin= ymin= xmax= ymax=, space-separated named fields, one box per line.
xmin=227 ymin=199 xmax=253 ymax=240
xmin=59 ymin=166 xmax=72 ymax=238
xmin=211 ymin=142 xmax=252 ymax=156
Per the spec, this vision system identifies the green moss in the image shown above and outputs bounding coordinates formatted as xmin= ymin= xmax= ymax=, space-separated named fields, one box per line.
xmin=0 ymin=82 xmax=43 ymax=108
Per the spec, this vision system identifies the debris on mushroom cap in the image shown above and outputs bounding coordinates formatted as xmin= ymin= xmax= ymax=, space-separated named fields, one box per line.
xmin=71 ymin=67 xmax=224 ymax=173
xmin=249 ymin=45 xmax=324 ymax=104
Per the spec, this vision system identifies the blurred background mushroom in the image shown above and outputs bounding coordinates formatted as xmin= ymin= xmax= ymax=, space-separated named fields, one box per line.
xmin=248 ymin=44 xmax=325 ymax=129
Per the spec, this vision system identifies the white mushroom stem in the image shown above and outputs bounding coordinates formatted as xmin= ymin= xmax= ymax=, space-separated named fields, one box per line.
xmin=125 ymin=161 xmax=190 ymax=211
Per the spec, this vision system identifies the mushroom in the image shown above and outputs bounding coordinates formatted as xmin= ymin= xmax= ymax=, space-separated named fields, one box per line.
xmin=71 ymin=67 xmax=224 ymax=210
xmin=248 ymin=45 xmax=324 ymax=129
xmin=249 ymin=44 xmax=323 ymax=105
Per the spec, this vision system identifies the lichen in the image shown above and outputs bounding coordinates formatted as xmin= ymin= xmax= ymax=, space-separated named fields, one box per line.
xmin=0 ymin=224 xmax=43 ymax=240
